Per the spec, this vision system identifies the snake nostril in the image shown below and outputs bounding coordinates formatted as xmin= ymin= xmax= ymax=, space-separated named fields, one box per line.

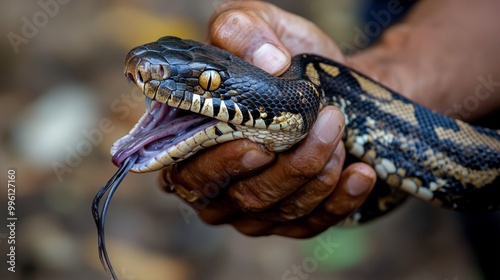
xmin=158 ymin=66 xmax=164 ymax=78
xmin=136 ymin=71 xmax=144 ymax=84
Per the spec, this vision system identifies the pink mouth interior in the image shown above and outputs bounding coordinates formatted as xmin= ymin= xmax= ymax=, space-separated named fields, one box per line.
xmin=111 ymin=102 xmax=218 ymax=167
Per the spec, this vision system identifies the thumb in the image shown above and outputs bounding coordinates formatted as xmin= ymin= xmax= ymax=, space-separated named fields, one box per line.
xmin=209 ymin=4 xmax=291 ymax=75
xmin=208 ymin=1 xmax=345 ymax=75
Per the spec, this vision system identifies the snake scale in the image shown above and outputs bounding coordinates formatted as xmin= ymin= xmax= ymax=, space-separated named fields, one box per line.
xmin=94 ymin=36 xmax=500 ymax=279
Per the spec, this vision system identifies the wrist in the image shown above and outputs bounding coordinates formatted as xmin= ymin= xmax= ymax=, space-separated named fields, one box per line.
xmin=346 ymin=18 xmax=500 ymax=120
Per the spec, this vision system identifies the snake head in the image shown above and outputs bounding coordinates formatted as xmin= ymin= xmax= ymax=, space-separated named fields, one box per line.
xmin=112 ymin=36 xmax=318 ymax=172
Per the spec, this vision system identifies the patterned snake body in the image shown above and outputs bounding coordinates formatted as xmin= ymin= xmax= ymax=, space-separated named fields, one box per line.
xmin=112 ymin=36 xmax=500 ymax=223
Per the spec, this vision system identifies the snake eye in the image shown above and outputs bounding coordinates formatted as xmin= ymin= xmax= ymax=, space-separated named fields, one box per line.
xmin=199 ymin=70 xmax=221 ymax=91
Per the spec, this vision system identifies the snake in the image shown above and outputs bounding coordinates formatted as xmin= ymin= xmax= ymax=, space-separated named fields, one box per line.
xmin=93 ymin=36 xmax=500 ymax=279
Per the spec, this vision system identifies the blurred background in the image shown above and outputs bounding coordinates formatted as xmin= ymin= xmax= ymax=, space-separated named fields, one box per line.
xmin=0 ymin=0 xmax=497 ymax=279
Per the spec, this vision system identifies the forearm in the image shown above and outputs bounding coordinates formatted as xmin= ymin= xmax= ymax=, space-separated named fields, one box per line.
xmin=348 ymin=0 xmax=500 ymax=121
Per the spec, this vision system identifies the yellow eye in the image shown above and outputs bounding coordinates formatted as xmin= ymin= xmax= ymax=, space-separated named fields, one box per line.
xmin=199 ymin=70 xmax=221 ymax=91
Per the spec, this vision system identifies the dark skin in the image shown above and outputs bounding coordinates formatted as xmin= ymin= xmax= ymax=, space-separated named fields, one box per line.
xmin=160 ymin=0 xmax=500 ymax=238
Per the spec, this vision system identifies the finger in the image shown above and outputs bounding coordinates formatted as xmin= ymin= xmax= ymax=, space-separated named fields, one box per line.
xmin=196 ymin=193 xmax=242 ymax=225
xmin=270 ymin=163 xmax=377 ymax=238
xmin=158 ymin=140 xmax=275 ymax=201
xmin=208 ymin=1 xmax=344 ymax=75
xmin=198 ymin=144 xmax=344 ymax=225
xmin=203 ymin=143 xmax=345 ymax=227
xmin=230 ymin=216 xmax=276 ymax=237
xmin=227 ymin=107 xmax=345 ymax=212
xmin=257 ymin=142 xmax=346 ymax=222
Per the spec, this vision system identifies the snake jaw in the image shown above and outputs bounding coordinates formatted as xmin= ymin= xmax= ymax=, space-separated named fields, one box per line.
xmin=110 ymin=101 xmax=221 ymax=172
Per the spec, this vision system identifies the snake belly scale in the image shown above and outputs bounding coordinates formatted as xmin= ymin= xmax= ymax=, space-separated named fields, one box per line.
xmin=110 ymin=36 xmax=500 ymax=223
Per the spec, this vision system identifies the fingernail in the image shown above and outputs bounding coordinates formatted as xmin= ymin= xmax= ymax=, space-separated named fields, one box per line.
xmin=242 ymin=149 xmax=273 ymax=170
xmin=175 ymin=186 xmax=201 ymax=203
xmin=252 ymin=43 xmax=288 ymax=74
xmin=312 ymin=109 xmax=344 ymax=144
xmin=346 ymin=174 xmax=371 ymax=197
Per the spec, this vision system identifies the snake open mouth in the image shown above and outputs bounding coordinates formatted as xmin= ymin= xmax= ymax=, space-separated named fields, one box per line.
xmin=110 ymin=100 xmax=218 ymax=168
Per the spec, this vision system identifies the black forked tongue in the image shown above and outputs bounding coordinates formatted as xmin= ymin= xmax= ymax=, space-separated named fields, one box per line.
xmin=92 ymin=154 xmax=138 ymax=280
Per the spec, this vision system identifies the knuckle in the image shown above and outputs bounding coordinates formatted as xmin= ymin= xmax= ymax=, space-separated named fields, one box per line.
xmin=173 ymin=157 xmax=235 ymax=191
xmin=276 ymin=203 xmax=310 ymax=221
xmin=324 ymin=199 xmax=357 ymax=217
xmin=211 ymin=9 xmax=255 ymax=38
xmin=238 ymin=194 xmax=276 ymax=212
xmin=305 ymin=182 xmax=336 ymax=200
xmin=261 ymin=197 xmax=316 ymax=222
xmin=286 ymin=154 xmax=325 ymax=180
xmin=220 ymin=9 xmax=250 ymax=25
xmin=317 ymin=168 xmax=341 ymax=187
xmin=229 ymin=184 xmax=279 ymax=211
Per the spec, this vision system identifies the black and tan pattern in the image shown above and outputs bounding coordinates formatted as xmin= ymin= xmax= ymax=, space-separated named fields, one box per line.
xmin=113 ymin=36 xmax=500 ymax=222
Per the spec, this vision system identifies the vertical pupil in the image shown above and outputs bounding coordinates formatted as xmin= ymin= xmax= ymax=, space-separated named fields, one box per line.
xmin=207 ymin=72 xmax=213 ymax=90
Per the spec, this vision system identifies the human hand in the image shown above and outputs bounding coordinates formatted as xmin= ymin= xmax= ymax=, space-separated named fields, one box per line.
xmin=347 ymin=0 xmax=500 ymax=120
xmin=159 ymin=1 xmax=377 ymax=238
